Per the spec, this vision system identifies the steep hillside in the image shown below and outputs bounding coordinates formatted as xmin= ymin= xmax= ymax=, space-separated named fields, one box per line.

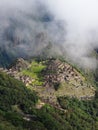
xmin=1 ymin=58 xmax=96 ymax=107
xmin=0 ymin=71 xmax=98 ymax=130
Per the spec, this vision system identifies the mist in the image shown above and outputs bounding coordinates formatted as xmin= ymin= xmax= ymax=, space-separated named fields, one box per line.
xmin=0 ymin=0 xmax=98 ymax=69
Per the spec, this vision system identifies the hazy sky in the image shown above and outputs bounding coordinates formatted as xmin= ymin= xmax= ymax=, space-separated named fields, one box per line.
xmin=46 ymin=0 xmax=98 ymax=69
xmin=0 ymin=0 xmax=98 ymax=69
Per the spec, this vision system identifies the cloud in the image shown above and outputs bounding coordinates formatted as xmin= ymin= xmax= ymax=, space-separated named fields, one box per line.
xmin=0 ymin=0 xmax=98 ymax=69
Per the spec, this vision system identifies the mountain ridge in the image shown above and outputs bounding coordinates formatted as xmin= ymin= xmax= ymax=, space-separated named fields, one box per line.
xmin=0 ymin=58 xmax=96 ymax=108
xmin=0 ymin=57 xmax=98 ymax=130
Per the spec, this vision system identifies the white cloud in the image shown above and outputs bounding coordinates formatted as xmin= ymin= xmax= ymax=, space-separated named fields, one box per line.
xmin=0 ymin=0 xmax=98 ymax=69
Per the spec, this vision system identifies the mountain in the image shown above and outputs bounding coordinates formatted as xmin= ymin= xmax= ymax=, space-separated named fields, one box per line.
xmin=0 ymin=63 xmax=98 ymax=130
xmin=0 ymin=2 xmax=98 ymax=129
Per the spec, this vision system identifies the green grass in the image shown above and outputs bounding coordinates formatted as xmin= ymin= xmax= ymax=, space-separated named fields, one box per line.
xmin=22 ymin=61 xmax=46 ymax=86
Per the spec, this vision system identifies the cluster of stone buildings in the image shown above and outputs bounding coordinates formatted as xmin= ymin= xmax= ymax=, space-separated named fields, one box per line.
xmin=43 ymin=59 xmax=85 ymax=88
xmin=0 ymin=58 xmax=95 ymax=107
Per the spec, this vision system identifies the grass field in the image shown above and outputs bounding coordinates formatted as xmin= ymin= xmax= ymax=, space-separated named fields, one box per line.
xmin=22 ymin=61 xmax=46 ymax=86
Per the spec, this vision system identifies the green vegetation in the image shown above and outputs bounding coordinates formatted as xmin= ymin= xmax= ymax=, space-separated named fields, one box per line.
xmin=0 ymin=70 xmax=98 ymax=130
xmin=22 ymin=61 xmax=46 ymax=86
xmin=57 ymin=96 xmax=98 ymax=130
xmin=0 ymin=57 xmax=98 ymax=130
xmin=0 ymin=72 xmax=38 ymax=112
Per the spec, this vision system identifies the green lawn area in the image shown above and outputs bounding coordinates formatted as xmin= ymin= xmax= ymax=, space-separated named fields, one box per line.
xmin=22 ymin=61 xmax=46 ymax=86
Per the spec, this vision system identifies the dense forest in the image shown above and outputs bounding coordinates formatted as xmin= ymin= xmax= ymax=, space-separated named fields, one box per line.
xmin=0 ymin=71 xmax=98 ymax=130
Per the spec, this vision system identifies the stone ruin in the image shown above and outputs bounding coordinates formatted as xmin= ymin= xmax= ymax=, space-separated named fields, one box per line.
xmin=43 ymin=59 xmax=85 ymax=89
